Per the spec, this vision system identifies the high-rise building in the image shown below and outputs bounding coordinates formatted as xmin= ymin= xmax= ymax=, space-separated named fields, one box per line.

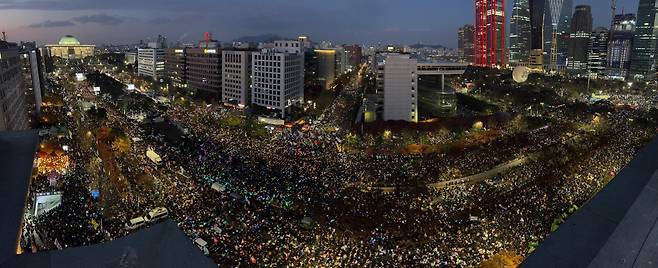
xmin=509 ymin=0 xmax=531 ymax=65
xmin=474 ymin=0 xmax=506 ymax=67
xmin=334 ymin=47 xmax=349 ymax=74
xmin=251 ymin=41 xmax=304 ymax=118
xmin=378 ymin=54 xmax=418 ymax=122
xmin=18 ymin=41 xmax=45 ymax=116
xmin=607 ymin=13 xmax=636 ymax=79
xmin=555 ymin=0 xmax=573 ymax=71
xmin=186 ymin=37 xmax=222 ymax=98
xmin=588 ymin=27 xmax=609 ymax=78
xmin=567 ymin=5 xmax=593 ymax=75
xmin=314 ymin=49 xmax=337 ymax=90
xmin=458 ymin=25 xmax=475 ymax=64
xmin=629 ymin=0 xmax=658 ymax=81
xmin=544 ymin=0 xmax=573 ymax=71
xmin=222 ymin=49 xmax=254 ymax=107
xmin=165 ymin=48 xmax=187 ymax=89
xmin=0 ymin=41 xmax=29 ymax=131
xmin=343 ymin=44 xmax=362 ymax=69
xmin=529 ymin=0 xmax=546 ymax=70
xmin=138 ymin=42 xmax=166 ymax=81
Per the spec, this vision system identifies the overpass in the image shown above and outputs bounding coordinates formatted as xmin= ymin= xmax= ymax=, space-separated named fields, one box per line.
xmin=416 ymin=62 xmax=469 ymax=90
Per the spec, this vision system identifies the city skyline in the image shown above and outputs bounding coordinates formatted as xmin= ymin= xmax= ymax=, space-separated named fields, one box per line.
xmin=0 ymin=0 xmax=639 ymax=47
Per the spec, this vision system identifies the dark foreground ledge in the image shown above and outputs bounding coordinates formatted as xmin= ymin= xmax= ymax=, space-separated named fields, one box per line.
xmin=522 ymin=136 xmax=658 ymax=268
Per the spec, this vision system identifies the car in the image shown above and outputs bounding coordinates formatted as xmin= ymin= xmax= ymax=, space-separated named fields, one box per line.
xmin=125 ymin=217 xmax=146 ymax=230
xmin=145 ymin=207 xmax=169 ymax=222
xmin=194 ymin=238 xmax=209 ymax=255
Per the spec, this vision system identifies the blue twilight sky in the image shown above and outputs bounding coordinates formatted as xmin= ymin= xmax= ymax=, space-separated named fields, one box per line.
xmin=0 ymin=0 xmax=639 ymax=47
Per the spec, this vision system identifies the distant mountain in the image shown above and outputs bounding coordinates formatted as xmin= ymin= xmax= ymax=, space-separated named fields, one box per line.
xmin=232 ymin=34 xmax=285 ymax=43
xmin=409 ymin=43 xmax=448 ymax=49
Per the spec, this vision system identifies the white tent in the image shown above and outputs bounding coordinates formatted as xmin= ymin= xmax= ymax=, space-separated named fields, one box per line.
xmin=146 ymin=149 xmax=162 ymax=164
xmin=211 ymin=182 xmax=225 ymax=192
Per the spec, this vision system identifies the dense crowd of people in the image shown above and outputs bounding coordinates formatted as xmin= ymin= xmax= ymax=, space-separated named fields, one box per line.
xmin=19 ymin=65 xmax=658 ymax=267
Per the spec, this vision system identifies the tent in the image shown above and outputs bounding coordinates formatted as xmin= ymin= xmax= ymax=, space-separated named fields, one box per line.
xmin=211 ymin=182 xmax=225 ymax=193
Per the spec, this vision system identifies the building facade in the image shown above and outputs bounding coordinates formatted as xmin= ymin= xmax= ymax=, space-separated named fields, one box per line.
xmin=588 ymin=27 xmax=609 ymax=78
xmin=0 ymin=41 xmax=29 ymax=131
xmin=186 ymin=39 xmax=222 ymax=98
xmin=343 ymin=44 xmax=362 ymax=69
xmin=567 ymin=5 xmax=593 ymax=75
xmin=607 ymin=14 xmax=636 ymax=79
xmin=46 ymin=35 xmax=94 ymax=60
xmin=222 ymin=50 xmax=253 ymax=107
xmin=251 ymin=42 xmax=304 ymax=118
xmin=19 ymin=41 xmax=45 ymax=116
xmin=138 ymin=43 xmax=166 ymax=81
xmin=529 ymin=0 xmax=546 ymax=71
xmin=165 ymin=48 xmax=187 ymax=89
xmin=379 ymin=54 xmax=418 ymax=122
xmin=510 ymin=0 xmax=531 ymax=66
xmin=474 ymin=0 xmax=506 ymax=67
xmin=314 ymin=49 xmax=337 ymax=90
xmin=458 ymin=25 xmax=475 ymax=64
xmin=629 ymin=0 xmax=658 ymax=81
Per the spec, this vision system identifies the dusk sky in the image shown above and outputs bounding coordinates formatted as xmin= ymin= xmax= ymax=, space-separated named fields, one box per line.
xmin=0 ymin=0 xmax=639 ymax=47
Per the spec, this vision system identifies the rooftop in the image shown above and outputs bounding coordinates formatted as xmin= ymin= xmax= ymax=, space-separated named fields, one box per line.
xmin=58 ymin=35 xmax=80 ymax=46
xmin=0 ymin=131 xmax=38 ymax=265
xmin=523 ymin=136 xmax=658 ymax=267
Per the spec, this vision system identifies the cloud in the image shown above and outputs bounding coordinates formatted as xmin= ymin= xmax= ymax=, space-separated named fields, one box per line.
xmin=27 ymin=20 xmax=75 ymax=28
xmin=73 ymin=14 xmax=124 ymax=26
xmin=149 ymin=17 xmax=172 ymax=24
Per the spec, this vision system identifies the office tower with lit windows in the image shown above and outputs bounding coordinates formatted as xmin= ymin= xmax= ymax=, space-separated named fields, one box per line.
xmin=474 ymin=0 xmax=506 ymax=67
xmin=0 ymin=41 xmax=29 ymax=131
xmin=510 ymin=0 xmax=531 ymax=65
xmin=529 ymin=0 xmax=546 ymax=70
xmin=567 ymin=5 xmax=593 ymax=75
xmin=458 ymin=25 xmax=475 ymax=64
xmin=186 ymin=37 xmax=222 ymax=98
xmin=18 ymin=41 xmax=44 ymax=116
xmin=165 ymin=48 xmax=187 ymax=89
xmin=343 ymin=44 xmax=362 ymax=69
xmin=251 ymin=41 xmax=304 ymax=118
xmin=222 ymin=49 xmax=254 ymax=107
xmin=588 ymin=27 xmax=609 ymax=78
xmin=607 ymin=13 xmax=636 ymax=79
xmin=138 ymin=42 xmax=166 ymax=81
xmin=629 ymin=0 xmax=658 ymax=81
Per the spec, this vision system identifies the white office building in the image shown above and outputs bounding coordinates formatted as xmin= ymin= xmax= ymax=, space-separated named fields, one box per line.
xmin=378 ymin=54 xmax=418 ymax=122
xmin=138 ymin=42 xmax=165 ymax=81
xmin=273 ymin=40 xmax=304 ymax=54
xmin=251 ymin=41 xmax=304 ymax=118
xmin=222 ymin=50 xmax=253 ymax=107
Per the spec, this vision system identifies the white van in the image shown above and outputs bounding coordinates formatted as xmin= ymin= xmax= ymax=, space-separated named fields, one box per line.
xmin=145 ymin=207 xmax=168 ymax=222
xmin=125 ymin=217 xmax=146 ymax=230
xmin=194 ymin=238 xmax=209 ymax=255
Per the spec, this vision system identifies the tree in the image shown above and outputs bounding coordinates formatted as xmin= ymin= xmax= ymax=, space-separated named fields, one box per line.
xmin=478 ymin=251 xmax=523 ymax=268
xmin=112 ymin=136 xmax=131 ymax=155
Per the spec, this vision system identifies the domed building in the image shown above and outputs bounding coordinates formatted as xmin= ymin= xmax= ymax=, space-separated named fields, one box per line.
xmin=45 ymin=35 xmax=95 ymax=60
